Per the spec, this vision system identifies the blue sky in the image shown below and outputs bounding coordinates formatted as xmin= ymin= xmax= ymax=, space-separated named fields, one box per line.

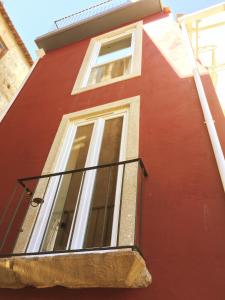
xmin=2 ymin=0 xmax=223 ymax=59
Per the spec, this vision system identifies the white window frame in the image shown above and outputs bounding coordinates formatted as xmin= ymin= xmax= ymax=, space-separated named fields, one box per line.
xmin=82 ymin=30 xmax=135 ymax=88
xmin=72 ymin=21 xmax=143 ymax=95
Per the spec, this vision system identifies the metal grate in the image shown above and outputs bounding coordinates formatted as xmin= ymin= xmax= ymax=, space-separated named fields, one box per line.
xmin=54 ymin=0 xmax=133 ymax=29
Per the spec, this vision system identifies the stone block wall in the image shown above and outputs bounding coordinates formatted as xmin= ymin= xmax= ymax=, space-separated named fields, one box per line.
xmin=0 ymin=13 xmax=31 ymax=116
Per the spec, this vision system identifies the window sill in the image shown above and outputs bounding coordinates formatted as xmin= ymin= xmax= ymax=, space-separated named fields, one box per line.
xmin=0 ymin=248 xmax=151 ymax=289
xmin=71 ymin=72 xmax=141 ymax=95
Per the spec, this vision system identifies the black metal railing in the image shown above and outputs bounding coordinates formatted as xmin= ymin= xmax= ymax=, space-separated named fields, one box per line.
xmin=0 ymin=158 xmax=148 ymax=257
xmin=54 ymin=0 xmax=132 ymax=29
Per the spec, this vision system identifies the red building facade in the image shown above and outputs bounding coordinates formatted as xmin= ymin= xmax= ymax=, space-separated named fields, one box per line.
xmin=0 ymin=0 xmax=225 ymax=299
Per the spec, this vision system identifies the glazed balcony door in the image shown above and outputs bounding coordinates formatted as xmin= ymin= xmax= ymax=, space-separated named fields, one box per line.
xmin=27 ymin=113 xmax=127 ymax=252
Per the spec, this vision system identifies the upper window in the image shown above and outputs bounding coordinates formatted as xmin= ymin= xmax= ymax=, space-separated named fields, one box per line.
xmin=72 ymin=21 xmax=143 ymax=94
xmin=87 ymin=34 xmax=133 ymax=86
xmin=0 ymin=37 xmax=7 ymax=59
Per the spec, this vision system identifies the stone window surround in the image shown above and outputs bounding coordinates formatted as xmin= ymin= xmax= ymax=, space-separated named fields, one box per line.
xmin=71 ymin=21 xmax=143 ymax=95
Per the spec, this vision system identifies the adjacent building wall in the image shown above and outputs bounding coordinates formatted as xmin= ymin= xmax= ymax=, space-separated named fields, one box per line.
xmin=0 ymin=3 xmax=32 ymax=117
xmin=182 ymin=5 xmax=225 ymax=113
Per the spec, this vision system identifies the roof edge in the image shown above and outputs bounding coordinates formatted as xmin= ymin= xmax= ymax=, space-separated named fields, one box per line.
xmin=178 ymin=2 xmax=225 ymax=24
xmin=0 ymin=1 xmax=33 ymax=66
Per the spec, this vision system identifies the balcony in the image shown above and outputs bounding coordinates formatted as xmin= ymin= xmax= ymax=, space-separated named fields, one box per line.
xmin=0 ymin=159 xmax=150 ymax=289
xmin=35 ymin=0 xmax=162 ymax=51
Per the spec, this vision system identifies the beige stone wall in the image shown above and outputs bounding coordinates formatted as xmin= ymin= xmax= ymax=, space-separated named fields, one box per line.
xmin=0 ymin=13 xmax=31 ymax=116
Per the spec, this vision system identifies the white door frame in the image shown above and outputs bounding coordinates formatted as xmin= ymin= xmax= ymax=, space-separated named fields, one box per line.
xmin=27 ymin=111 xmax=127 ymax=252
xmin=27 ymin=123 xmax=77 ymax=252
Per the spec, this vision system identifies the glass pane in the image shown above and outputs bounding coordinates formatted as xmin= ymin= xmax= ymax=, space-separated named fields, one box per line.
xmin=96 ymin=35 xmax=132 ymax=65
xmin=41 ymin=123 xmax=94 ymax=251
xmin=88 ymin=56 xmax=131 ymax=86
xmin=84 ymin=117 xmax=123 ymax=248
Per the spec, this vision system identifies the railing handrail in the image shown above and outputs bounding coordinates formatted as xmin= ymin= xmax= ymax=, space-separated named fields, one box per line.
xmin=18 ymin=158 xmax=148 ymax=184
xmin=55 ymin=0 xmax=114 ymax=26
xmin=0 ymin=158 xmax=148 ymax=255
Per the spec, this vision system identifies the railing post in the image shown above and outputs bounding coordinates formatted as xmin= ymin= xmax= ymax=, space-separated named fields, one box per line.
xmin=0 ymin=187 xmax=27 ymax=251
xmin=138 ymin=161 xmax=144 ymax=251
xmin=0 ymin=182 xmax=19 ymax=227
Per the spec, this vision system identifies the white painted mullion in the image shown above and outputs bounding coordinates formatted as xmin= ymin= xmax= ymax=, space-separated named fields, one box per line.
xmin=111 ymin=113 xmax=128 ymax=247
xmin=82 ymin=41 xmax=101 ymax=87
xmin=70 ymin=118 xmax=105 ymax=249
xmin=94 ymin=53 xmax=132 ymax=68
xmin=27 ymin=123 xmax=77 ymax=252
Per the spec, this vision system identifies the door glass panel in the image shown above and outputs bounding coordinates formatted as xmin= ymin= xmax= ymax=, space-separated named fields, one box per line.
xmin=41 ymin=123 xmax=94 ymax=251
xmin=84 ymin=117 xmax=123 ymax=248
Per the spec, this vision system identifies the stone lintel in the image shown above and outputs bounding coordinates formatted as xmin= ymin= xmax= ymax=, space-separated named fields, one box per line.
xmin=0 ymin=249 xmax=151 ymax=289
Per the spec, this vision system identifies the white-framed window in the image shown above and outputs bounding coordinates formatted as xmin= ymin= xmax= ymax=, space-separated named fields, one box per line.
xmin=84 ymin=32 xmax=134 ymax=86
xmin=72 ymin=21 xmax=143 ymax=94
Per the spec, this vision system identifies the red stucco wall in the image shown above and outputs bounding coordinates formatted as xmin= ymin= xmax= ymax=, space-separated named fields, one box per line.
xmin=0 ymin=12 xmax=225 ymax=300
